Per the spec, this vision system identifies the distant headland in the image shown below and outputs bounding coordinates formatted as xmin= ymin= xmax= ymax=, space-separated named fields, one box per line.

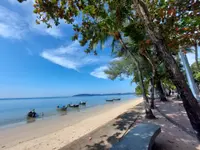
xmin=0 ymin=92 xmax=134 ymax=100
xmin=73 ymin=93 xmax=134 ymax=97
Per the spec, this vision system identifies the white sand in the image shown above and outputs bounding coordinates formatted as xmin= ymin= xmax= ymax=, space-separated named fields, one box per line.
xmin=0 ymin=98 xmax=142 ymax=150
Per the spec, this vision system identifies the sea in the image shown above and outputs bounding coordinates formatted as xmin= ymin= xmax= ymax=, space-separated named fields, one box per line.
xmin=0 ymin=94 xmax=139 ymax=128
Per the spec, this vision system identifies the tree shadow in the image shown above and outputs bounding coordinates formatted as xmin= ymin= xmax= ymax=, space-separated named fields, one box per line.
xmin=85 ymin=132 xmax=121 ymax=150
xmin=60 ymin=101 xmax=200 ymax=150
xmin=60 ymin=103 xmax=143 ymax=150
xmin=155 ymin=99 xmax=195 ymax=135
xmin=113 ymin=104 xmax=143 ymax=131
xmin=82 ymin=102 xmax=200 ymax=150
xmin=83 ymin=104 xmax=143 ymax=150
xmin=85 ymin=140 xmax=107 ymax=150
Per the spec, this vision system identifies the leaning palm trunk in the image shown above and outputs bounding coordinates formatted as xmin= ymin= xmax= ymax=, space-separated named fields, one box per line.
xmin=133 ymin=0 xmax=200 ymax=138
xmin=118 ymin=38 xmax=155 ymax=119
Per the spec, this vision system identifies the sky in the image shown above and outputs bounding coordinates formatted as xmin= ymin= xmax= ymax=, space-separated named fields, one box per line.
xmin=0 ymin=0 xmax=136 ymax=98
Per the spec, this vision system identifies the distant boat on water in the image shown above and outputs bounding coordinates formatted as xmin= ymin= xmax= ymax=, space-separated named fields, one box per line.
xmin=113 ymin=98 xmax=121 ymax=101
xmin=57 ymin=105 xmax=67 ymax=111
xmin=106 ymin=98 xmax=121 ymax=102
xmin=68 ymin=104 xmax=79 ymax=108
xmin=27 ymin=109 xmax=39 ymax=118
xmin=79 ymin=101 xmax=86 ymax=105
xmin=106 ymin=99 xmax=114 ymax=102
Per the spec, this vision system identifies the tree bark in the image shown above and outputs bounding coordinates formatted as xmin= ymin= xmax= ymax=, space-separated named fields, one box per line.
xmin=135 ymin=59 xmax=155 ymax=119
xmin=140 ymin=49 xmax=156 ymax=109
xmin=133 ymin=0 xmax=200 ymax=137
xmin=150 ymin=78 xmax=155 ymax=109
xmin=118 ymin=37 xmax=156 ymax=119
xmin=156 ymin=80 xmax=168 ymax=102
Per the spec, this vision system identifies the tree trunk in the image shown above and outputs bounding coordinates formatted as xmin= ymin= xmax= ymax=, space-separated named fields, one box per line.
xmin=118 ymin=37 xmax=155 ymax=119
xmin=156 ymin=80 xmax=168 ymax=102
xmin=150 ymin=78 xmax=155 ymax=109
xmin=133 ymin=0 xmax=200 ymax=138
xmin=195 ymin=41 xmax=200 ymax=71
xmin=169 ymin=89 xmax=172 ymax=96
xmin=140 ymin=49 xmax=156 ymax=109
xmin=136 ymin=61 xmax=155 ymax=119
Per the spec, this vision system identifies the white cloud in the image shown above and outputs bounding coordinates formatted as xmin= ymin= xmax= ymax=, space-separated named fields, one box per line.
xmin=40 ymin=41 xmax=110 ymax=70
xmin=0 ymin=6 xmax=28 ymax=39
xmin=90 ymin=66 xmax=109 ymax=79
xmin=90 ymin=57 xmax=124 ymax=79
xmin=0 ymin=3 xmax=62 ymax=39
xmin=30 ymin=20 xmax=63 ymax=38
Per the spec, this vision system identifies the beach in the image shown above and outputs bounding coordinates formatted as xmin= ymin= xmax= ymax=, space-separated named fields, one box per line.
xmin=0 ymin=97 xmax=142 ymax=150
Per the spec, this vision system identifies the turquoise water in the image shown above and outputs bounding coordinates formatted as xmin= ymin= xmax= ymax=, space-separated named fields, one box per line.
xmin=0 ymin=94 xmax=138 ymax=127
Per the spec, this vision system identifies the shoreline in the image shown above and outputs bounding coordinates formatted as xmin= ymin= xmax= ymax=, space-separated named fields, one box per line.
xmin=0 ymin=97 xmax=136 ymax=129
xmin=0 ymin=97 xmax=142 ymax=150
xmin=0 ymin=95 xmax=137 ymax=128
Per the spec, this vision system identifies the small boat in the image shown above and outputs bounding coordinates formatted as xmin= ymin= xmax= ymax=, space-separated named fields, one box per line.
xmin=27 ymin=109 xmax=38 ymax=118
xmin=113 ymin=98 xmax=121 ymax=101
xmin=106 ymin=99 xmax=114 ymax=102
xmin=79 ymin=101 xmax=86 ymax=105
xmin=68 ymin=104 xmax=79 ymax=108
xmin=57 ymin=105 xmax=67 ymax=111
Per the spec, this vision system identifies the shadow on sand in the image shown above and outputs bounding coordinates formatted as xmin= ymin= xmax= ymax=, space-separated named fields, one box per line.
xmin=60 ymin=104 xmax=143 ymax=150
xmin=60 ymin=100 xmax=200 ymax=150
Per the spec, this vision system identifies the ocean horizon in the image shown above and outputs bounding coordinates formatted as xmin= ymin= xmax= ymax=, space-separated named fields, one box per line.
xmin=0 ymin=92 xmax=134 ymax=100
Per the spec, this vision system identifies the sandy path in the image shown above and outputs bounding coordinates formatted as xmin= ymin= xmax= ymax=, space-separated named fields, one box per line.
xmin=1 ymin=98 xmax=142 ymax=150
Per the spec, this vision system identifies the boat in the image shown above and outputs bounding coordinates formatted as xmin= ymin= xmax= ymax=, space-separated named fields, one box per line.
xmin=68 ymin=104 xmax=79 ymax=108
xmin=106 ymin=98 xmax=121 ymax=102
xmin=27 ymin=109 xmax=38 ymax=118
xmin=106 ymin=99 xmax=114 ymax=102
xmin=79 ymin=101 xmax=86 ymax=105
xmin=57 ymin=105 xmax=67 ymax=111
xmin=113 ymin=98 xmax=121 ymax=101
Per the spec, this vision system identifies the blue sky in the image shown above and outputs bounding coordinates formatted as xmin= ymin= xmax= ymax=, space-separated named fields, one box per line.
xmin=0 ymin=0 xmax=137 ymax=98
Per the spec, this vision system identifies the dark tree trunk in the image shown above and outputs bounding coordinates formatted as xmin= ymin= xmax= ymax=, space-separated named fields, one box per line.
xmin=150 ymin=78 xmax=155 ymax=109
xmin=156 ymin=80 xmax=168 ymax=102
xmin=133 ymin=0 xmax=200 ymax=137
xmin=118 ymin=37 xmax=156 ymax=119
xmin=169 ymin=89 xmax=171 ymax=96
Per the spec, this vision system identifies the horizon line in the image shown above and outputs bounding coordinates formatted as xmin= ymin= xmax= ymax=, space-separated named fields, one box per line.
xmin=0 ymin=92 xmax=134 ymax=100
